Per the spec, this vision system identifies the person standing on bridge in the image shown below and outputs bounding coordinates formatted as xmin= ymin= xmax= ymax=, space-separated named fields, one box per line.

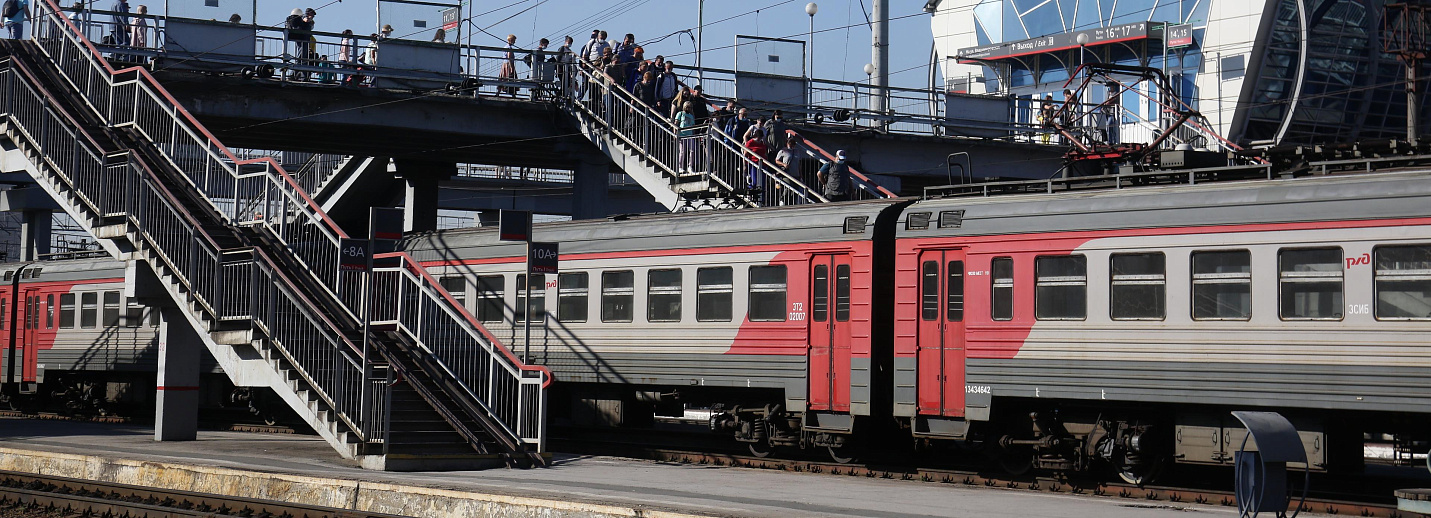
xmin=498 ymin=33 xmax=518 ymax=97
xmin=656 ymin=61 xmax=680 ymax=117
xmin=108 ymin=0 xmax=128 ymax=46
xmin=817 ymin=150 xmax=851 ymax=202
xmin=2 ymin=0 xmax=27 ymax=40
xmin=744 ymin=128 xmax=769 ymax=195
xmin=775 ymin=133 xmax=804 ymax=190
xmin=764 ymin=110 xmax=788 ymax=159
xmin=557 ymin=35 xmax=577 ymax=97
xmin=129 ymin=4 xmax=147 ymax=50
xmin=675 ymin=101 xmax=697 ymax=174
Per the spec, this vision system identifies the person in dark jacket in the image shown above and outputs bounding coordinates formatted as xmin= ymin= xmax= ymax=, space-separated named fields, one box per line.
xmin=109 ymin=0 xmax=129 ymax=46
xmin=817 ymin=149 xmax=851 ymax=202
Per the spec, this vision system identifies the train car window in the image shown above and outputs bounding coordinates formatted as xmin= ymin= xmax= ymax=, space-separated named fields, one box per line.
xmin=812 ymin=265 xmax=829 ymax=322
xmin=749 ymin=266 xmax=788 ymax=322
xmin=80 ymin=292 xmax=98 ymax=329
xmin=515 ymin=274 xmax=546 ymax=323
xmin=1374 ymin=245 xmax=1431 ymax=320
xmin=46 ymin=294 xmax=54 ymax=329
xmin=475 ymin=276 xmax=505 ymax=323
xmin=1279 ymin=248 xmax=1343 ymax=320
xmin=991 ymin=257 xmax=1013 ymax=320
xmin=439 ymin=276 xmax=467 ymax=309
xmin=602 ymin=271 xmax=635 ymax=322
xmin=835 ymin=264 xmax=852 ymax=322
xmin=697 ymin=267 xmax=733 ymax=322
xmin=648 ymin=269 xmax=683 ymax=322
xmin=557 ymin=272 xmax=589 ymax=323
xmin=0 ymin=298 xmax=6 ymax=330
xmin=1192 ymin=250 xmax=1252 ymax=320
xmin=103 ymin=291 xmax=121 ymax=327
xmin=125 ymin=298 xmax=144 ymax=328
xmin=1035 ymin=255 xmax=1087 ymax=320
xmin=1110 ymin=253 xmax=1166 ymax=320
xmin=59 ymin=294 xmax=76 ymax=329
xmin=921 ymin=261 xmax=939 ymax=321
xmin=947 ymin=261 xmax=964 ymax=322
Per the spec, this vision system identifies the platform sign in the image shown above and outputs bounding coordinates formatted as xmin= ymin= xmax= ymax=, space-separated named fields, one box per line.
xmin=339 ymin=238 xmax=370 ymax=271
xmin=370 ymin=207 xmax=405 ymax=254
xmin=500 ymin=210 xmax=532 ymax=242
xmin=441 ymin=7 xmax=460 ymax=31
xmin=1166 ymin=24 xmax=1194 ymax=48
xmin=529 ymin=242 xmax=559 ymax=274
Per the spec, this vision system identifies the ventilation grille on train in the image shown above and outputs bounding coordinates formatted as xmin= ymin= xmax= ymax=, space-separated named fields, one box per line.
xmin=843 ymin=216 xmax=868 ymax=234
xmin=939 ymin=210 xmax=965 ymax=229
xmin=906 ymin=212 xmax=931 ymax=230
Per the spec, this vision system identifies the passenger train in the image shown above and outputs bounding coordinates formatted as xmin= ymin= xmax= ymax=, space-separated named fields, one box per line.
xmin=5 ymin=164 xmax=1430 ymax=483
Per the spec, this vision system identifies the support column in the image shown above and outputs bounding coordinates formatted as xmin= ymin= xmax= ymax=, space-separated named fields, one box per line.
xmin=19 ymin=210 xmax=51 ymax=261
xmin=395 ymin=159 xmax=457 ymax=233
xmin=871 ymin=0 xmax=890 ymax=116
xmin=155 ymin=306 xmax=200 ymax=441
xmin=571 ymin=160 xmax=610 ymax=220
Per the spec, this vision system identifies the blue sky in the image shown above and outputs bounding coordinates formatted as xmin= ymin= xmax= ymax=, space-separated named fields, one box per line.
xmin=237 ymin=0 xmax=937 ymax=87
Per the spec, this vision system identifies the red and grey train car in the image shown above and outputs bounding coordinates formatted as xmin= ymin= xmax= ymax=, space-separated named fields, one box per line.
xmin=405 ymin=166 xmax=1431 ymax=478
xmin=401 ymin=202 xmax=906 ymax=460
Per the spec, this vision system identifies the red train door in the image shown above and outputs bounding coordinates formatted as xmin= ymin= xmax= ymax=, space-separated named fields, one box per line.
xmin=809 ymin=254 xmax=853 ymax=412
xmin=916 ymin=250 xmax=966 ymax=417
xmin=21 ymin=289 xmax=40 ymax=384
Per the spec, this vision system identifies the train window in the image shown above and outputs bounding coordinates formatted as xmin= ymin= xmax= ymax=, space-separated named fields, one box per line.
xmin=1110 ymin=253 xmax=1166 ymax=320
xmin=1192 ymin=250 xmax=1252 ymax=320
xmin=1035 ymin=255 xmax=1087 ymax=320
xmin=601 ymin=271 xmax=634 ymax=322
xmin=515 ymin=274 xmax=546 ymax=323
xmin=921 ymin=261 xmax=939 ymax=321
xmin=0 ymin=298 xmax=5 ymax=330
xmin=125 ymin=297 xmax=144 ymax=328
xmin=59 ymin=294 xmax=75 ymax=329
xmin=439 ymin=276 xmax=467 ymax=309
xmin=991 ymin=257 xmax=1013 ymax=320
xmin=697 ymin=267 xmax=733 ymax=322
xmin=947 ymin=261 xmax=964 ymax=322
xmin=1374 ymin=245 xmax=1431 ymax=320
xmin=475 ymin=276 xmax=504 ymax=323
xmin=1279 ymin=248 xmax=1343 ymax=320
xmin=836 ymin=264 xmax=852 ymax=322
xmin=812 ymin=265 xmax=829 ymax=322
xmin=80 ymin=292 xmax=98 ymax=329
xmin=648 ymin=269 xmax=683 ymax=322
xmin=557 ymin=272 xmax=589 ymax=323
xmin=749 ymin=266 xmax=788 ymax=322
xmin=46 ymin=294 xmax=54 ymax=329
xmin=103 ymin=291 xmax=121 ymax=326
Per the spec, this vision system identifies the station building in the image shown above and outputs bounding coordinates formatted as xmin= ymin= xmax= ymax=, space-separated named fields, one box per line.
xmin=926 ymin=0 xmax=1431 ymax=146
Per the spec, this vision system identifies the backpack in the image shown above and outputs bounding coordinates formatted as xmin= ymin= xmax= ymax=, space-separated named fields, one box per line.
xmin=2 ymin=0 xmax=19 ymax=19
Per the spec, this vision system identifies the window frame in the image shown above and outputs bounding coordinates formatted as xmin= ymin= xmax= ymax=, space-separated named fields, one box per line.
xmin=1278 ymin=247 xmax=1344 ymax=321
xmin=59 ymin=293 xmax=75 ymax=329
xmin=696 ymin=267 xmax=734 ymax=322
xmin=557 ymin=272 xmax=589 ymax=323
xmin=439 ymin=276 xmax=467 ymax=309
xmin=646 ymin=268 xmax=683 ymax=322
xmin=1109 ymin=252 xmax=1167 ymax=321
xmin=1034 ymin=255 xmax=1087 ymax=321
xmin=102 ymin=291 xmax=121 ymax=327
xmin=1191 ymin=249 xmax=1253 ymax=321
xmin=80 ymin=292 xmax=98 ymax=329
xmin=475 ymin=275 xmax=505 ymax=323
xmin=991 ymin=257 xmax=1014 ymax=321
xmin=748 ymin=265 xmax=788 ymax=322
xmin=1373 ymin=244 xmax=1431 ymax=321
xmin=514 ymin=274 xmax=546 ymax=323
xmin=601 ymin=270 xmax=635 ymax=323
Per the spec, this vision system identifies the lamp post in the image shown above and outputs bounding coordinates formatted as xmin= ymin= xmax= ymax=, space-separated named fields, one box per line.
xmin=805 ymin=3 xmax=818 ymax=78
xmin=863 ymin=62 xmax=874 ymax=125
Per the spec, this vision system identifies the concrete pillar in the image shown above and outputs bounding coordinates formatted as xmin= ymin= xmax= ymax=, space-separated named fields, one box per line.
xmin=571 ymin=160 xmax=610 ymax=220
xmin=395 ymin=159 xmax=457 ymax=233
xmin=155 ymin=306 xmax=200 ymax=441
xmin=19 ymin=210 xmax=50 ymax=260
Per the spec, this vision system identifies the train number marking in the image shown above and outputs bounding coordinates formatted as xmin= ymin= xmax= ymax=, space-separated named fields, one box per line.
xmin=790 ymin=312 xmax=807 ymax=321
xmin=1345 ymin=253 xmax=1370 ymax=269
xmin=966 ymin=385 xmax=991 ymax=394
xmin=967 ymin=270 xmax=988 ymax=276
xmin=1347 ymin=303 xmax=1371 ymax=315
xmin=791 ymin=302 xmax=804 ymax=311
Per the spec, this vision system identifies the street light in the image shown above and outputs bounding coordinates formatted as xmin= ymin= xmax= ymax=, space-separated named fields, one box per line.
xmin=806 ymin=3 xmax=818 ymax=79
xmin=863 ymin=63 xmax=875 ymax=121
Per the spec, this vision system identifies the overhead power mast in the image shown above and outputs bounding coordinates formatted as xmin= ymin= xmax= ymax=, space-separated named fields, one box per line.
xmin=872 ymin=0 xmax=890 ymax=118
xmin=1381 ymin=2 xmax=1429 ymax=141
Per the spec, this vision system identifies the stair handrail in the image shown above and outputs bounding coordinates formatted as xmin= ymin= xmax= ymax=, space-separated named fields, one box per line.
xmin=0 ymin=64 xmax=379 ymax=443
xmin=371 ymin=251 xmax=551 ymax=451
xmin=790 ymin=131 xmax=899 ymax=199
xmin=567 ymin=63 xmax=826 ymax=207
xmin=30 ymin=0 xmax=548 ymax=454
xmin=30 ymin=0 xmax=359 ymax=322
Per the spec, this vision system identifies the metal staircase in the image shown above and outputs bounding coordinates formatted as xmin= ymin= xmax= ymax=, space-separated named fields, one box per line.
xmin=567 ymin=65 xmax=853 ymax=210
xmin=2 ymin=0 xmax=548 ymax=470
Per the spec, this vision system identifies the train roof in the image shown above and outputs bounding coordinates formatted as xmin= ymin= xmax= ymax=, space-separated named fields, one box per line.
xmin=401 ymin=199 xmax=903 ymax=262
xmin=0 ymin=253 xmax=126 ymax=284
xmin=899 ymin=169 xmax=1431 ymax=239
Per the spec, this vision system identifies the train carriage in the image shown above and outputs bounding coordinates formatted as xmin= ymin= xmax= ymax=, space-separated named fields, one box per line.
xmin=401 ymin=201 xmax=907 ymax=458
xmin=895 ymin=168 xmax=1431 ymax=480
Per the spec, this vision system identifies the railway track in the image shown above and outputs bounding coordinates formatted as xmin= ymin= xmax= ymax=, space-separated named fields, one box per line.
xmin=553 ymin=432 xmax=1416 ymax=518
xmin=0 ymin=470 xmax=407 ymax=518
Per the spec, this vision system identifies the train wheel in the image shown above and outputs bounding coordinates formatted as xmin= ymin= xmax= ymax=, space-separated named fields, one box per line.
xmin=1115 ymin=457 xmax=1162 ymax=486
xmin=827 ymin=446 xmax=858 ymax=464
xmin=748 ymin=441 xmax=774 ymax=458
xmin=987 ymin=443 xmax=1033 ymax=476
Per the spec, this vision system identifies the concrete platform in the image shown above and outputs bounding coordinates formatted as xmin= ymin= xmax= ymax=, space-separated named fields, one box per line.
xmin=0 ymin=418 xmax=1281 ymax=518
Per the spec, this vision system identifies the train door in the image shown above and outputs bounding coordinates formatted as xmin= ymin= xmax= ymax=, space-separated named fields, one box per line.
xmin=21 ymin=288 xmax=40 ymax=385
xmin=916 ymin=250 xmax=966 ymax=417
xmin=809 ymin=254 xmax=853 ymax=412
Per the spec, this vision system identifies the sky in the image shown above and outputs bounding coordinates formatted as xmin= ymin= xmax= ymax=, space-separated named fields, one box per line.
xmin=236 ymin=0 xmax=938 ymax=88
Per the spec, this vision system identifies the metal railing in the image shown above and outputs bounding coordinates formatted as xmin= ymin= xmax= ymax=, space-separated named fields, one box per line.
xmin=371 ymin=253 xmax=549 ymax=450
xmin=568 ymin=63 xmax=829 ymax=208
xmin=30 ymin=0 xmax=548 ymax=453
xmin=0 ymin=63 xmax=381 ymax=443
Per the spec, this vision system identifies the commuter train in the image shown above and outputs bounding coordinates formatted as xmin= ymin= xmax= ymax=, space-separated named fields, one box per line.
xmin=0 ymin=254 xmax=274 ymax=421
xmin=402 ymin=166 xmax=1431 ymax=482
